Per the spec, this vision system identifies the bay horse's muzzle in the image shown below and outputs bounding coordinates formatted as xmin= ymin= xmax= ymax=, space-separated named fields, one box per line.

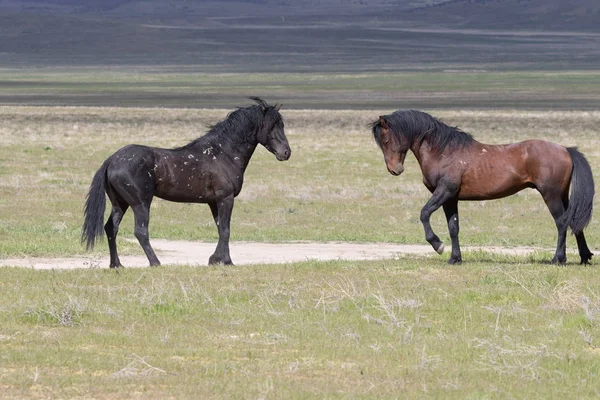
xmin=387 ymin=163 xmax=404 ymax=176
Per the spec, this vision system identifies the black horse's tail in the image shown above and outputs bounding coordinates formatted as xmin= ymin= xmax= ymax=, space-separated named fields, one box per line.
xmin=562 ymin=147 xmax=595 ymax=234
xmin=82 ymin=159 xmax=109 ymax=250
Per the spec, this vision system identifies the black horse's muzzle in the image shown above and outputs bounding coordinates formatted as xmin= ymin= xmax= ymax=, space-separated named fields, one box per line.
xmin=267 ymin=144 xmax=291 ymax=161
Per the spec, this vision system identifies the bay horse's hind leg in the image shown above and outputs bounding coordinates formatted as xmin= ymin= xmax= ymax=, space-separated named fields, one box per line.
xmin=104 ymin=186 xmax=129 ymax=268
xmin=541 ymin=190 xmax=568 ymax=264
xmin=442 ymin=199 xmax=462 ymax=264
xmin=562 ymin=195 xmax=593 ymax=264
xmin=131 ymin=203 xmax=161 ymax=266
xmin=576 ymin=232 xmax=593 ymax=264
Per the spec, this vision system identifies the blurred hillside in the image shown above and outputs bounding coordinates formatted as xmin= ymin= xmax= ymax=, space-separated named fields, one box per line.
xmin=0 ymin=0 xmax=598 ymax=70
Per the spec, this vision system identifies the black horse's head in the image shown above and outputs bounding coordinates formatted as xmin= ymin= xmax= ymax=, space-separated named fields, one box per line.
xmin=371 ymin=114 xmax=410 ymax=176
xmin=251 ymin=97 xmax=291 ymax=161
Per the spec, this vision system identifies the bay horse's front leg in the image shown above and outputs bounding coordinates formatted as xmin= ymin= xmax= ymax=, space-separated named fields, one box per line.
xmin=208 ymin=195 xmax=234 ymax=265
xmin=420 ymin=185 xmax=456 ymax=258
xmin=442 ymin=199 xmax=462 ymax=264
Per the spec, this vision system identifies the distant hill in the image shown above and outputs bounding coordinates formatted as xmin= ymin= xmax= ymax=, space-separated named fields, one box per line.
xmin=407 ymin=0 xmax=600 ymax=32
xmin=2 ymin=0 xmax=597 ymax=31
xmin=0 ymin=0 xmax=599 ymax=70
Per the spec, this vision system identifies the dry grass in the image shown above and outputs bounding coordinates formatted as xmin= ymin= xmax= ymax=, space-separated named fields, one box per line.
xmin=0 ymin=107 xmax=599 ymax=260
xmin=1 ymin=105 xmax=600 ymax=398
xmin=2 ymin=259 xmax=600 ymax=398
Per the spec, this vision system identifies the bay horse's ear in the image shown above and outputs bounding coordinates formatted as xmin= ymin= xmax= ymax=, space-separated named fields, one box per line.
xmin=379 ymin=116 xmax=389 ymax=129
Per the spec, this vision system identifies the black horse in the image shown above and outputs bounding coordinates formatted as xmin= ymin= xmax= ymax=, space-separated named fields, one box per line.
xmin=372 ymin=110 xmax=594 ymax=265
xmin=82 ymin=97 xmax=291 ymax=268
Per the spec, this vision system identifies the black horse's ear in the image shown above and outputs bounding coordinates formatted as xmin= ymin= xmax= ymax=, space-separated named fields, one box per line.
xmin=379 ymin=116 xmax=389 ymax=129
xmin=249 ymin=96 xmax=267 ymax=111
xmin=274 ymin=103 xmax=282 ymax=111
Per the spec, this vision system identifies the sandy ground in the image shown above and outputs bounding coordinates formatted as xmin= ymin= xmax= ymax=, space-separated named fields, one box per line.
xmin=0 ymin=239 xmax=553 ymax=270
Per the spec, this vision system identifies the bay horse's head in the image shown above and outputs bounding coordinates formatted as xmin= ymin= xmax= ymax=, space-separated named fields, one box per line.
xmin=371 ymin=115 xmax=410 ymax=176
xmin=251 ymin=97 xmax=291 ymax=161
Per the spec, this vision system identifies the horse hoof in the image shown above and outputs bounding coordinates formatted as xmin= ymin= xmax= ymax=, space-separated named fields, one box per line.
xmin=209 ymin=255 xmax=232 ymax=265
xmin=551 ymin=257 xmax=566 ymax=266
xmin=448 ymin=257 xmax=462 ymax=265
xmin=435 ymin=243 xmax=445 ymax=255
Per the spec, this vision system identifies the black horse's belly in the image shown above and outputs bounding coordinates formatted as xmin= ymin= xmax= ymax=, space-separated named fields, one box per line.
xmin=154 ymin=164 xmax=242 ymax=203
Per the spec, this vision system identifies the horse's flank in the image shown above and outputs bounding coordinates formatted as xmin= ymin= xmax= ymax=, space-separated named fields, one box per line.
xmin=417 ymin=139 xmax=573 ymax=201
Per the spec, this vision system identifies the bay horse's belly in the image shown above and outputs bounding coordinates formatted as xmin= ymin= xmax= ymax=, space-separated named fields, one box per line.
xmin=456 ymin=140 xmax=571 ymax=201
xmin=458 ymin=181 xmax=534 ymax=201
xmin=457 ymin=143 xmax=533 ymax=200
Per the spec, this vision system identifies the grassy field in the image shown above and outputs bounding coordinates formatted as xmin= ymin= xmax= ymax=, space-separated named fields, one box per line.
xmin=1 ymin=76 xmax=600 ymax=397
xmin=1 ymin=69 xmax=600 ymax=109
xmin=0 ymin=105 xmax=598 ymax=259
xmin=2 ymin=257 xmax=600 ymax=398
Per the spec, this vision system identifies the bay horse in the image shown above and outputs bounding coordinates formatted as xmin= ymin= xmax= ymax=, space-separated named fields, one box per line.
xmin=371 ymin=110 xmax=595 ymax=264
xmin=82 ymin=97 xmax=291 ymax=268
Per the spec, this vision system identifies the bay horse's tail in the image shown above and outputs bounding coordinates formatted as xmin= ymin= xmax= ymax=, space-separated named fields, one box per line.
xmin=82 ymin=159 xmax=109 ymax=250
xmin=562 ymin=147 xmax=595 ymax=234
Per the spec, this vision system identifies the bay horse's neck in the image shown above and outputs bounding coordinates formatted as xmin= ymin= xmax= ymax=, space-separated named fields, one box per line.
xmin=409 ymin=135 xmax=476 ymax=171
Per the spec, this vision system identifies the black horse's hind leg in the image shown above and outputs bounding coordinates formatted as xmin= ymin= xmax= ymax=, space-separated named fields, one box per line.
xmin=208 ymin=195 xmax=234 ymax=265
xmin=105 ymin=185 xmax=129 ymax=268
xmin=131 ymin=204 xmax=161 ymax=266
xmin=576 ymin=232 xmax=593 ymax=264
xmin=542 ymin=191 xmax=568 ymax=264
xmin=421 ymin=185 xmax=456 ymax=257
xmin=105 ymin=203 xmax=129 ymax=268
xmin=443 ymin=199 xmax=462 ymax=265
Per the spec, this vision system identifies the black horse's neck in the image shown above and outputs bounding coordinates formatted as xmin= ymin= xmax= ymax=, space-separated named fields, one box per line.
xmin=178 ymin=106 xmax=264 ymax=170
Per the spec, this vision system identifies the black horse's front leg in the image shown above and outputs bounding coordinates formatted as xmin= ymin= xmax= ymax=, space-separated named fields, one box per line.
xmin=442 ymin=199 xmax=462 ymax=264
xmin=208 ymin=196 xmax=234 ymax=265
xmin=420 ymin=185 xmax=456 ymax=258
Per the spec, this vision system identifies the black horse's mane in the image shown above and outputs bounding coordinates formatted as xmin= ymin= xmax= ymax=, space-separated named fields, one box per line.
xmin=372 ymin=110 xmax=473 ymax=153
xmin=176 ymin=97 xmax=281 ymax=150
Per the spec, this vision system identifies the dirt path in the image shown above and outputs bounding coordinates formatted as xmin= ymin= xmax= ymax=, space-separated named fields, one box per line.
xmin=0 ymin=239 xmax=552 ymax=270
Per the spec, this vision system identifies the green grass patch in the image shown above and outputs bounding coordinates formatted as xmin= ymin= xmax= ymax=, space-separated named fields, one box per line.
xmin=1 ymin=106 xmax=599 ymax=260
xmin=1 ymin=69 xmax=600 ymax=109
xmin=1 ymin=258 xmax=600 ymax=398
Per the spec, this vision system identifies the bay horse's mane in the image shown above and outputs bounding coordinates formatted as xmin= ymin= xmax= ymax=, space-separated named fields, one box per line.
xmin=372 ymin=110 xmax=473 ymax=153
xmin=176 ymin=97 xmax=282 ymax=150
